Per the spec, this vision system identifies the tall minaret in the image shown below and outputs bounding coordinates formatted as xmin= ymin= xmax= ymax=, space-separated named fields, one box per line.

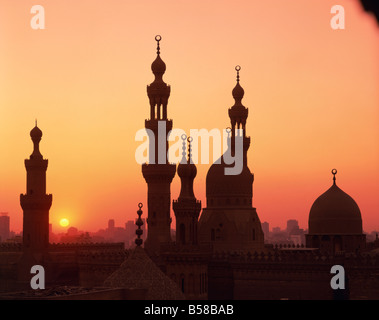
xmin=228 ymin=65 xmax=250 ymax=167
xmin=20 ymin=123 xmax=52 ymax=254
xmin=173 ymin=136 xmax=201 ymax=246
xmin=199 ymin=66 xmax=264 ymax=252
xmin=142 ymin=36 xmax=176 ymax=254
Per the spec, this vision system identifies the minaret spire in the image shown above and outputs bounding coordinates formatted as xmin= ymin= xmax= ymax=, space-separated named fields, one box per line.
xmin=332 ymin=169 xmax=337 ymax=185
xmin=135 ymin=203 xmax=144 ymax=247
xmin=142 ymin=36 xmax=176 ymax=254
xmin=20 ymin=124 xmax=52 ymax=255
xmin=147 ymin=35 xmax=171 ymax=121
xmin=156 ymin=35 xmax=161 ymax=55
xmin=173 ymin=134 xmax=201 ymax=245
xmin=228 ymin=66 xmax=250 ymax=162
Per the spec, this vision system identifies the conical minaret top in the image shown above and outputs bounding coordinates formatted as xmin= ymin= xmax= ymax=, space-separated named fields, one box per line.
xmin=232 ymin=65 xmax=245 ymax=107
xmin=147 ymin=35 xmax=171 ymax=120
xmin=228 ymin=66 xmax=250 ymax=161
xmin=177 ymin=135 xmax=197 ymax=200
xmin=30 ymin=121 xmax=43 ymax=160
xmin=229 ymin=66 xmax=248 ymax=130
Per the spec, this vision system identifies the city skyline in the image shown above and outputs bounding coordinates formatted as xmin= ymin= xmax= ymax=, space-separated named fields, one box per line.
xmin=0 ymin=0 xmax=378 ymax=234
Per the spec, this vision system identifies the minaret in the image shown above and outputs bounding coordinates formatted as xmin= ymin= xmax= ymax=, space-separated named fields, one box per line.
xmin=142 ymin=36 xmax=176 ymax=254
xmin=20 ymin=123 xmax=52 ymax=254
xmin=199 ymin=66 xmax=264 ymax=252
xmin=228 ymin=65 xmax=250 ymax=168
xmin=173 ymin=135 xmax=201 ymax=245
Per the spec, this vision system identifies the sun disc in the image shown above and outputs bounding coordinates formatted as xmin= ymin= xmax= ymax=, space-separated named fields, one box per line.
xmin=59 ymin=218 xmax=69 ymax=227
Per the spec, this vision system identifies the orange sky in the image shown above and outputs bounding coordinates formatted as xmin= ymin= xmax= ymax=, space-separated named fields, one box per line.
xmin=0 ymin=0 xmax=378 ymax=234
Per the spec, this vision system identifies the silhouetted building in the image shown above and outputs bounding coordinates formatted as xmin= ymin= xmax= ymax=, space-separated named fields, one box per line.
xmin=2 ymin=36 xmax=379 ymax=300
xmin=104 ymin=204 xmax=185 ymax=300
xmin=173 ymin=137 xmax=201 ymax=246
xmin=306 ymin=170 xmax=366 ymax=254
xmin=108 ymin=219 xmax=115 ymax=230
xmin=142 ymin=36 xmax=176 ymax=254
xmin=286 ymin=220 xmax=298 ymax=234
xmin=164 ymin=137 xmax=209 ymax=299
xmin=0 ymin=213 xmax=10 ymax=242
xmin=199 ymin=66 xmax=264 ymax=252
xmin=20 ymin=124 xmax=52 ymax=258
xmin=261 ymin=222 xmax=269 ymax=238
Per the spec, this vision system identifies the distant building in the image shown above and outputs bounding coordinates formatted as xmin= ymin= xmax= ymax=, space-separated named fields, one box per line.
xmin=261 ymin=222 xmax=269 ymax=238
xmin=286 ymin=220 xmax=298 ymax=234
xmin=272 ymin=227 xmax=281 ymax=233
xmin=108 ymin=219 xmax=115 ymax=230
xmin=0 ymin=213 xmax=10 ymax=242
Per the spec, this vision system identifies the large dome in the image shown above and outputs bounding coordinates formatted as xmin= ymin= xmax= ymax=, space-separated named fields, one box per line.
xmin=308 ymin=183 xmax=362 ymax=235
xmin=206 ymin=156 xmax=253 ymax=208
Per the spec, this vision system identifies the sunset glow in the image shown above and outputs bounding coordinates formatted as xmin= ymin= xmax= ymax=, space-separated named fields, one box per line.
xmin=59 ymin=218 xmax=70 ymax=228
xmin=0 ymin=0 xmax=378 ymax=234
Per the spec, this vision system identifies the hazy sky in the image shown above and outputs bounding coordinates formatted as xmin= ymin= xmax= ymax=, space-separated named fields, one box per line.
xmin=0 ymin=0 xmax=378 ymax=234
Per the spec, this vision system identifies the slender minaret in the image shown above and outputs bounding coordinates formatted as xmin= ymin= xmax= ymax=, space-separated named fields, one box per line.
xmin=228 ymin=65 xmax=250 ymax=167
xmin=20 ymin=123 xmax=52 ymax=254
xmin=173 ymin=135 xmax=201 ymax=246
xmin=142 ymin=36 xmax=176 ymax=254
xmin=199 ymin=66 xmax=264 ymax=252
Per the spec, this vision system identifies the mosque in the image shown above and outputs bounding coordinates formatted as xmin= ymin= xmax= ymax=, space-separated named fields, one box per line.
xmin=0 ymin=36 xmax=379 ymax=300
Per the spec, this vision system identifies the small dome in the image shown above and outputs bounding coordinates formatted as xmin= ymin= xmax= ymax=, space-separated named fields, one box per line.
xmin=177 ymin=162 xmax=197 ymax=179
xmin=206 ymin=156 xmax=253 ymax=206
xmin=151 ymin=55 xmax=166 ymax=77
xmin=308 ymin=183 xmax=363 ymax=235
xmin=232 ymin=82 xmax=244 ymax=101
xmin=30 ymin=125 xmax=42 ymax=141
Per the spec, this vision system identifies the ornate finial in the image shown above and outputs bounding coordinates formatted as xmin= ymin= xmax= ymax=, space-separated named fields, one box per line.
xmin=235 ymin=65 xmax=241 ymax=83
xmin=187 ymin=136 xmax=193 ymax=164
xmin=180 ymin=134 xmax=187 ymax=164
xmin=135 ymin=203 xmax=144 ymax=247
xmin=35 ymin=119 xmax=37 ymax=127
xmin=155 ymin=35 xmax=161 ymax=55
xmin=232 ymin=66 xmax=244 ymax=103
xmin=332 ymin=169 xmax=337 ymax=185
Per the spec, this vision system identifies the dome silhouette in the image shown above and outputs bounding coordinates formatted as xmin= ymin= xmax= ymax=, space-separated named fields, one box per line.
xmin=151 ymin=54 xmax=166 ymax=77
xmin=206 ymin=156 xmax=253 ymax=207
xmin=308 ymin=182 xmax=363 ymax=235
xmin=30 ymin=125 xmax=42 ymax=141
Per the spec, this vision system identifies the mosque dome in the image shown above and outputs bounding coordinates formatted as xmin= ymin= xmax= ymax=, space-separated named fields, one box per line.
xmin=308 ymin=170 xmax=363 ymax=235
xmin=206 ymin=156 xmax=253 ymax=207
xmin=151 ymin=54 xmax=166 ymax=76
xmin=232 ymin=82 xmax=245 ymax=101
xmin=30 ymin=125 xmax=42 ymax=141
xmin=177 ymin=161 xmax=197 ymax=180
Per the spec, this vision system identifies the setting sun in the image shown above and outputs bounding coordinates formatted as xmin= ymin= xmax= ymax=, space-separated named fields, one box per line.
xmin=59 ymin=218 xmax=70 ymax=228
